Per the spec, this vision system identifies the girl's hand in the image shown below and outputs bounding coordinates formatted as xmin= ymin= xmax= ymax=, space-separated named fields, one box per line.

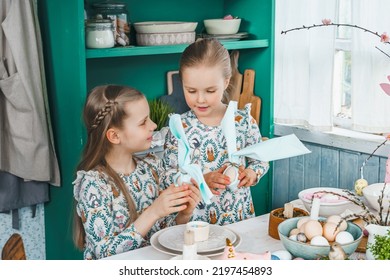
xmin=176 ymin=179 xmax=201 ymax=224
xmin=150 ymin=185 xmax=192 ymax=219
xmin=180 ymin=179 xmax=201 ymax=216
xmin=238 ymin=166 xmax=257 ymax=187
xmin=203 ymin=165 xmax=230 ymax=195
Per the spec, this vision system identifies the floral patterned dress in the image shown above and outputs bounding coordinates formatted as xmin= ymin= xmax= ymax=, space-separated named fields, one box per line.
xmin=163 ymin=104 xmax=269 ymax=225
xmin=73 ymin=154 xmax=175 ymax=259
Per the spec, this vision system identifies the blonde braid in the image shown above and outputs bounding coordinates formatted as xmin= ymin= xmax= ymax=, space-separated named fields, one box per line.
xmin=90 ymin=100 xmax=117 ymax=131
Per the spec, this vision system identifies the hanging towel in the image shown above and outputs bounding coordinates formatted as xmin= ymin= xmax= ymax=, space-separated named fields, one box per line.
xmin=0 ymin=0 xmax=60 ymax=185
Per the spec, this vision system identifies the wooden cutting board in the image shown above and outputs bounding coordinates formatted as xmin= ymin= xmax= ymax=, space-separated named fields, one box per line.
xmin=238 ymin=69 xmax=261 ymax=124
xmin=228 ymin=50 xmax=243 ymax=102
xmin=160 ymin=70 xmax=190 ymax=114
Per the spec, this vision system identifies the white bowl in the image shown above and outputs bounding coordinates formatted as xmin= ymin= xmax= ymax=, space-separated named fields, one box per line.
xmin=298 ymin=187 xmax=355 ymax=217
xmin=133 ymin=21 xmax=198 ymax=34
xmin=136 ymin=32 xmax=195 ymax=46
xmin=203 ymin=18 xmax=241 ymax=35
xmin=362 ymin=183 xmax=390 ymax=211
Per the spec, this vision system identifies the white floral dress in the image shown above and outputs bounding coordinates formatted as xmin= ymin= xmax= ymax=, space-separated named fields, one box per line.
xmin=73 ymin=154 xmax=175 ymax=259
xmin=163 ymin=104 xmax=269 ymax=225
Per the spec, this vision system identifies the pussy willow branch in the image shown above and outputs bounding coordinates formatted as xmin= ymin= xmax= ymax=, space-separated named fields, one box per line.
xmin=360 ymin=139 xmax=388 ymax=178
xmin=282 ymin=23 xmax=390 ymax=44
xmin=312 ymin=190 xmax=381 ymax=224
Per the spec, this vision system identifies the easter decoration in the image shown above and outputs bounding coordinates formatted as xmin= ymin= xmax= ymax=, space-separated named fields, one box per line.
xmin=168 ymin=101 xmax=310 ymax=203
xmin=168 ymin=114 xmax=214 ymax=204
xmin=354 ymin=137 xmax=389 ymax=195
xmin=217 ymin=238 xmax=273 ymax=260
xmin=220 ymin=101 xmax=311 ymax=191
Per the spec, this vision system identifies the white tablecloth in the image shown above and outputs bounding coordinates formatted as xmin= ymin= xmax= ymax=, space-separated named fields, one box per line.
xmin=103 ymin=213 xmax=283 ymax=260
xmin=102 ymin=199 xmax=366 ymax=260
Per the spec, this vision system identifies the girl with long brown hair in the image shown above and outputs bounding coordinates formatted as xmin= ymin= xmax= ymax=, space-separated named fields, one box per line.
xmin=73 ymin=85 xmax=200 ymax=259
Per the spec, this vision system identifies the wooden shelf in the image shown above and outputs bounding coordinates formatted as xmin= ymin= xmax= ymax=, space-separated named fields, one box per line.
xmin=86 ymin=39 xmax=269 ymax=59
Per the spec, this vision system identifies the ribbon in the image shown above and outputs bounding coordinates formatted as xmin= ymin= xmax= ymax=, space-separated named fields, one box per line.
xmin=169 ymin=114 xmax=214 ymax=204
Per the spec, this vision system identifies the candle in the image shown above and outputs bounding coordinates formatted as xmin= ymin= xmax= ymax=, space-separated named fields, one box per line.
xmin=310 ymin=197 xmax=321 ymax=220
xmin=182 ymin=230 xmax=197 ymax=260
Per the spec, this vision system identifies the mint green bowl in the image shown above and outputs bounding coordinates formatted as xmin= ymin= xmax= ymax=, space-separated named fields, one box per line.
xmin=278 ymin=217 xmax=362 ymax=260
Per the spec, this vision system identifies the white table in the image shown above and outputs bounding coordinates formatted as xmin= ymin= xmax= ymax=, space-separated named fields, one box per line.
xmin=104 ymin=213 xmax=284 ymax=260
xmin=103 ymin=199 xmax=366 ymax=260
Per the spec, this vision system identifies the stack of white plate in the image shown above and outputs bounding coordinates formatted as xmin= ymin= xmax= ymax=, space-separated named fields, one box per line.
xmin=134 ymin=21 xmax=198 ymax=46
xmin=150 ymin=224 xmax=241 ymax=257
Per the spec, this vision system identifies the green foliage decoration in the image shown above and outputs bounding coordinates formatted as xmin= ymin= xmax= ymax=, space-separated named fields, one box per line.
xmin=148 ymin=99 xmax=174 ymax=131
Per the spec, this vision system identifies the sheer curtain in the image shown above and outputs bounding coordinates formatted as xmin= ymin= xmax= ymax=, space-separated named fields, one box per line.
xmin=274 ymin=0 xmax=337 ymax=131
xmin=351 ymin=0 xmax=390 ymax=133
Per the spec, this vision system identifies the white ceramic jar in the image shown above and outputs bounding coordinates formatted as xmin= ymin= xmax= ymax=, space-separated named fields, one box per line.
xmin=85 ymin=19 xmax=115 ymax=49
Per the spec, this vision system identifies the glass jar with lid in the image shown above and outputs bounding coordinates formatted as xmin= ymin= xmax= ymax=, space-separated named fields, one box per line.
xmin=85 ymin=19 xmax=115 ymax=49
xmin=92 ymin=2 xmax=130 ymax=46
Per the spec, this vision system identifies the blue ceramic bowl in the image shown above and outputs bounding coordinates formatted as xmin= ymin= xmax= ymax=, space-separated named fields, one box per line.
xmin=278 ymin=217 xmax=362 ymax=260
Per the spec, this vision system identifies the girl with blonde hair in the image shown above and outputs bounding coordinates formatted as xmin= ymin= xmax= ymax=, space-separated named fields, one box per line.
xmin=163 ymin=39 xmax=269 ymax=225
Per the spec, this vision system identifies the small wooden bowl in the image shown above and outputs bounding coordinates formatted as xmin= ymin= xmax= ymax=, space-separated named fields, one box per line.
xmin=268 ymin=207 xmax=309 ymax=240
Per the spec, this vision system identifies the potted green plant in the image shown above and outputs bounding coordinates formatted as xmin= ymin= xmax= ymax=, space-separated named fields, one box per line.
xmin=136 ymin=99 xmax=174 ymax=158
xmin=148 ymin=99 xmax=174 ymax=131
xmin=367 ymin=229 xmax=390 ymax=260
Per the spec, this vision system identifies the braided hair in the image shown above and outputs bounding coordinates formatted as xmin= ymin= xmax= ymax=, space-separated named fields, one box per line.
xmin=73 ymin=85 xmax=145 ymax=250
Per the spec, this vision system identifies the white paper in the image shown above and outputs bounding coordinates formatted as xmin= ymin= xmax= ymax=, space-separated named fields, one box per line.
xmin=233 ymin=134 xmax=311 ymax=162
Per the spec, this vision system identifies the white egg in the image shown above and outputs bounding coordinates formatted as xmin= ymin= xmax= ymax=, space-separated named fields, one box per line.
xmin=335 ymin=231 xmax=354 ymax=244
xmin=310 ymin=235 xmax=329 ymax=246
xmin=272 ymin=250 xmax=292 ymax=260
xmin=289 ymin=234 xmax=298 ymax=241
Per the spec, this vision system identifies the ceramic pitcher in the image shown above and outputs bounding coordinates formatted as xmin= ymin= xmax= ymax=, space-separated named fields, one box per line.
xmin=365 ymin=224 xmax=390 ymax=260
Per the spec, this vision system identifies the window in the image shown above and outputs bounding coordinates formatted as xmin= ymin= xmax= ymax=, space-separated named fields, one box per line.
xmin=333 ymin=0 xmax=352 ymax=128
xmin=275 ymin=0 xmax=390 ymax=134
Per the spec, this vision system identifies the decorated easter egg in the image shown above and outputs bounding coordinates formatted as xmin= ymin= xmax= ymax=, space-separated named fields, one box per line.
xmin=223 ymin=165 xmax=239 ymax=189
xmin=354 ymin=178 xmax=368 ymax=196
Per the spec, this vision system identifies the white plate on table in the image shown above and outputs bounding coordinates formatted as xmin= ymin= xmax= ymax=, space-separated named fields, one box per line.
xmin=158 ymin=224 xmax=237 ymax=253
xmin=150 ymin=225 xmax=241 ymax=257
